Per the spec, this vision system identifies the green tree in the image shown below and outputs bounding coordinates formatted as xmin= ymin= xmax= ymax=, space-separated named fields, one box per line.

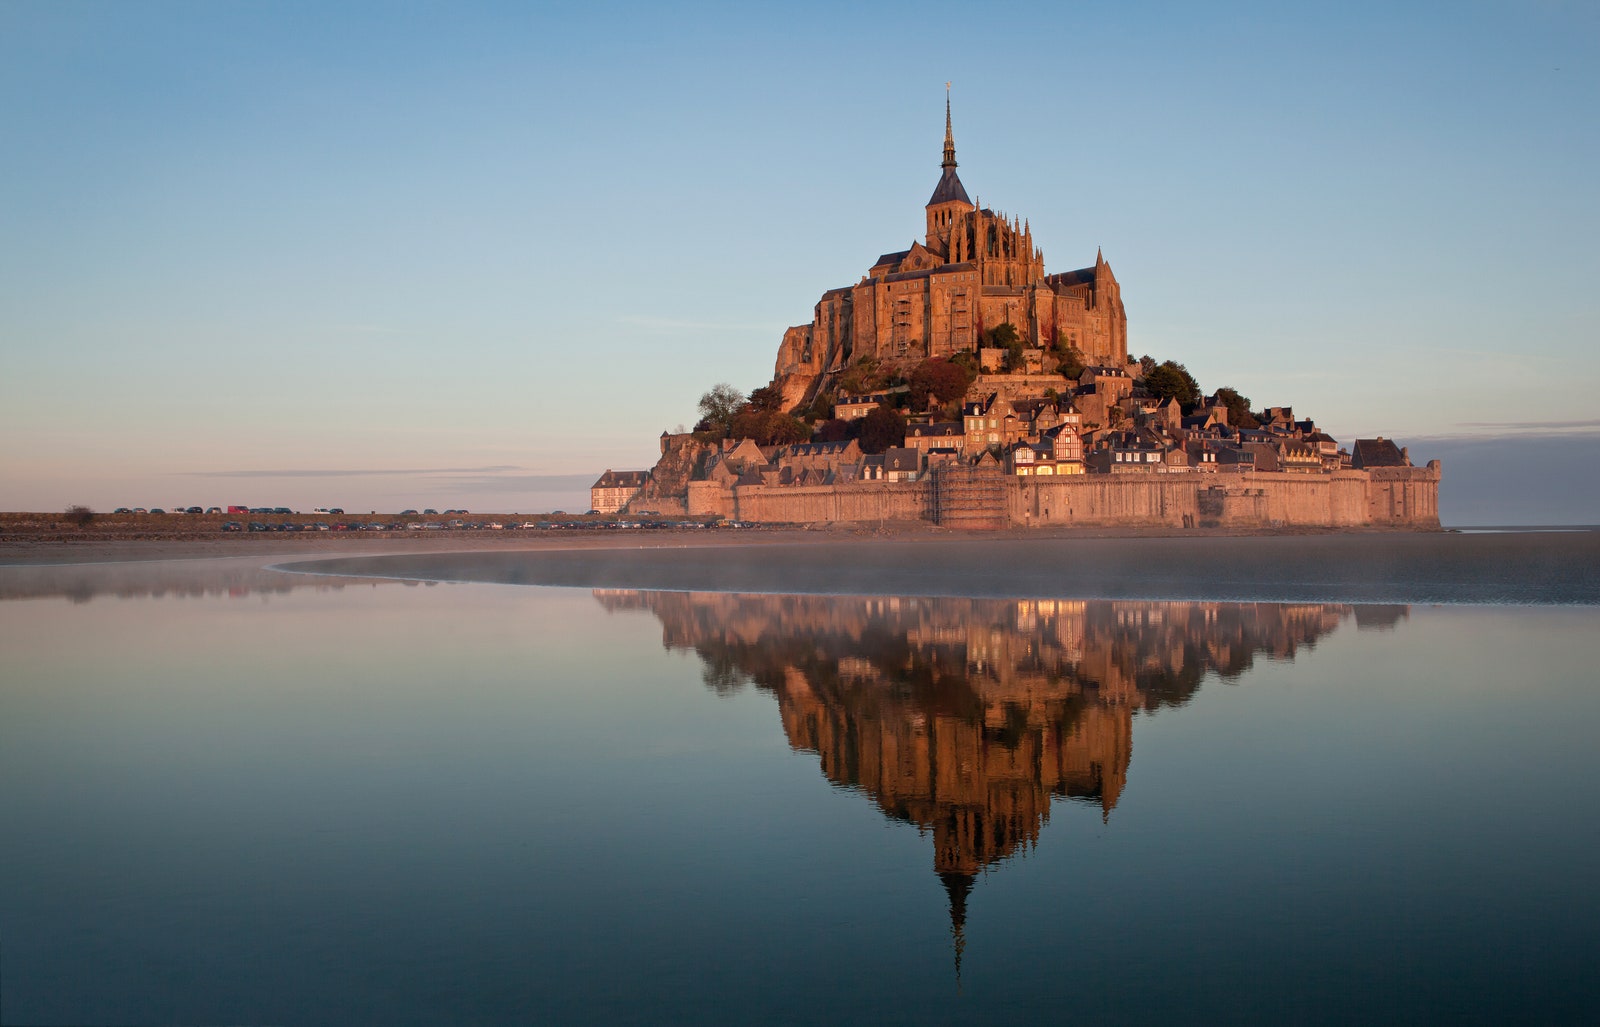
xmin=1054 ymin=344 xmax=1086 ymax=380
xmin=763 ymin=413 xmax=812 ymax=445
xmin=986 ymin=322 xmax=1020 ymax=348
xmin=804 ymin=388 xmax=836 ymax=422
xmin=1005 ymin=339 xmax=1026 ymax=372
xmin=858 ymin=405 xmax=906 ymax=454
xmin=838 ymin=357 xmax=885 ymax=397
xmin=1144 ymin=361 xmax=1202 ymax=413
xmin=697 ymin=383 xmax=746 ymax=436
xmin=747 ymin=384 xmax=784 ymax=412
xmin=1214 ymin=387 xmax=1260 ymax=428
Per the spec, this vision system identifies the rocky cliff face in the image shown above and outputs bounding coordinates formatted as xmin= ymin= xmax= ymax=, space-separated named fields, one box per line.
xmin=631 ymin=433 xmax=713 ymax=512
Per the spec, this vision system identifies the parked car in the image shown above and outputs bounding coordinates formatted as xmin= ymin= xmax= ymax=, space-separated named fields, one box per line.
xmin=221 ymin=522 xmax=243 ymax=532
xmin=205 ymin=507 xmax=221 ymax=514
xmin=247 ymin=522 xmax=269 ymax=532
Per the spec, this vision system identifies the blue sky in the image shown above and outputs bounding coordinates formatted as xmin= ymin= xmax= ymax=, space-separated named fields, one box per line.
xmin=1 ymin=0 xmax=1596 ymax=520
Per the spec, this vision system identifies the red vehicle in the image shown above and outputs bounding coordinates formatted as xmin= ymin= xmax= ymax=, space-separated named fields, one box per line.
xmin=227 ymin=505 xmax=248 ymax=514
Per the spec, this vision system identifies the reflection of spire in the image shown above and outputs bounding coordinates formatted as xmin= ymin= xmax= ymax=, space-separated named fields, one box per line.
xmin=940 ymin=871 xmax=973 ymax=986
xmin=595 ymin=590 xmax=1364 ymax=984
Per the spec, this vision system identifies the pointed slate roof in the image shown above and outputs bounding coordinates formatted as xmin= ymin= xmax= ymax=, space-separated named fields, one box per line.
xmin=928 ymin=165 xmax=972 ymax=207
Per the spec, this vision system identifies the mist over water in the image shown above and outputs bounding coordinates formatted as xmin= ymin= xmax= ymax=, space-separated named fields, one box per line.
xmin=287 ymin=530 xmax=1600 ymax=605
xmin=1 ymin=555 xmax=1596 ymax=1023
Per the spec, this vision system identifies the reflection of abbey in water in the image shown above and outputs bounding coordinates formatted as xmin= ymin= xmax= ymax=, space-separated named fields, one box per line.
xmin=598 ymin=591 xmax=1384 ymax=945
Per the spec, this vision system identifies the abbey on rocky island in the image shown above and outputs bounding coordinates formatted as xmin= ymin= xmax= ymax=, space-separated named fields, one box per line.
xmin=773 ymin=92 xmax=1126 ymax=408
xmin=600 ymin=94 xmax=1439 ymax=530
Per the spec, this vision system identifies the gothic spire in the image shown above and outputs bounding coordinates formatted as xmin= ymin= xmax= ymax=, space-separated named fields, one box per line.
xmin=942 ymin=82 xmax=957 ymax=168
xmin=926 ymin=85 xmax=972 ymax=210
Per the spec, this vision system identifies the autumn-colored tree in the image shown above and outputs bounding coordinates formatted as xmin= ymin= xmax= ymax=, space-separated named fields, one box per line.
xmin=730 ymin=407 xmax=812 ymax=446
xmin=908 ymin=357 xmax=974 ymax=410
xmin=813 ymin=418 xmax=854 ymax=443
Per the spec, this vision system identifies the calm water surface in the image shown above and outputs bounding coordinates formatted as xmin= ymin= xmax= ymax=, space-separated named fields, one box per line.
xmin=1 ymin=557 xmax=1596 ymax=1024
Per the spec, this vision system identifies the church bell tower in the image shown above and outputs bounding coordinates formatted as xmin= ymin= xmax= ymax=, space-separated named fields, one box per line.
xmin=926 ymin=85 xmax=974 ymax=254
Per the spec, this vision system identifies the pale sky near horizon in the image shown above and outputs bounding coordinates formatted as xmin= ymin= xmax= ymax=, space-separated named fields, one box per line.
xmin=2 ymin=0 xmax=1596 ymax=521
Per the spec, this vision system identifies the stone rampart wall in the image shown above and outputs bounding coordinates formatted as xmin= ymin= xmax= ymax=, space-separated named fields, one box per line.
xmin=1014 ymin=468 xmax=1439 ymax=529
xmin=725 ymin=481 xmax=931 ymax=523
xmin=685 ymin=466 xmax=1441 ymax=529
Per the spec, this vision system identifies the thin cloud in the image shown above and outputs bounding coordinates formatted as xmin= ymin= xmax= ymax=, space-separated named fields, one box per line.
xmin=1407 ymin=426 xmax=1600 ymax=444
xmin=1459 ymin=419 xmax=1600 ymax=430
xmin=183 ymin=466 xmax=526 ymax=478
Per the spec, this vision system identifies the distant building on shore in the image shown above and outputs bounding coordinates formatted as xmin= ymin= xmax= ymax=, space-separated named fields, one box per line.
xmin=590 ymin=469 xmax=649 ymax=515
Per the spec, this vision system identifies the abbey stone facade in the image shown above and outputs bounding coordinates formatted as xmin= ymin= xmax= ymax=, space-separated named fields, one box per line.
xmin=773 ymin=95 xmax=1128 ymax=404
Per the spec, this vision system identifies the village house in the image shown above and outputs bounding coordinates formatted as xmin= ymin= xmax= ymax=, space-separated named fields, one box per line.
xmin=833 ymin=389 xmax=908 ymax=421
xmin=590 ymin=469 xmax=650 ymax=514
xmin=1351 ymin=437 xmax=1412 ymax=470
xmin=1087 ymin=430 xmax=1172 ymax=473
xmin=884 ymin=447 xmax=922 ymax=482
xmin=904 ymin=422 xmax=964 ymax=457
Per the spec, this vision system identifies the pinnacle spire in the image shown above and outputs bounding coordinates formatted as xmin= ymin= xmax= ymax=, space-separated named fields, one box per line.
xmin=942 ymin=82 xmax=957 ymax=169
